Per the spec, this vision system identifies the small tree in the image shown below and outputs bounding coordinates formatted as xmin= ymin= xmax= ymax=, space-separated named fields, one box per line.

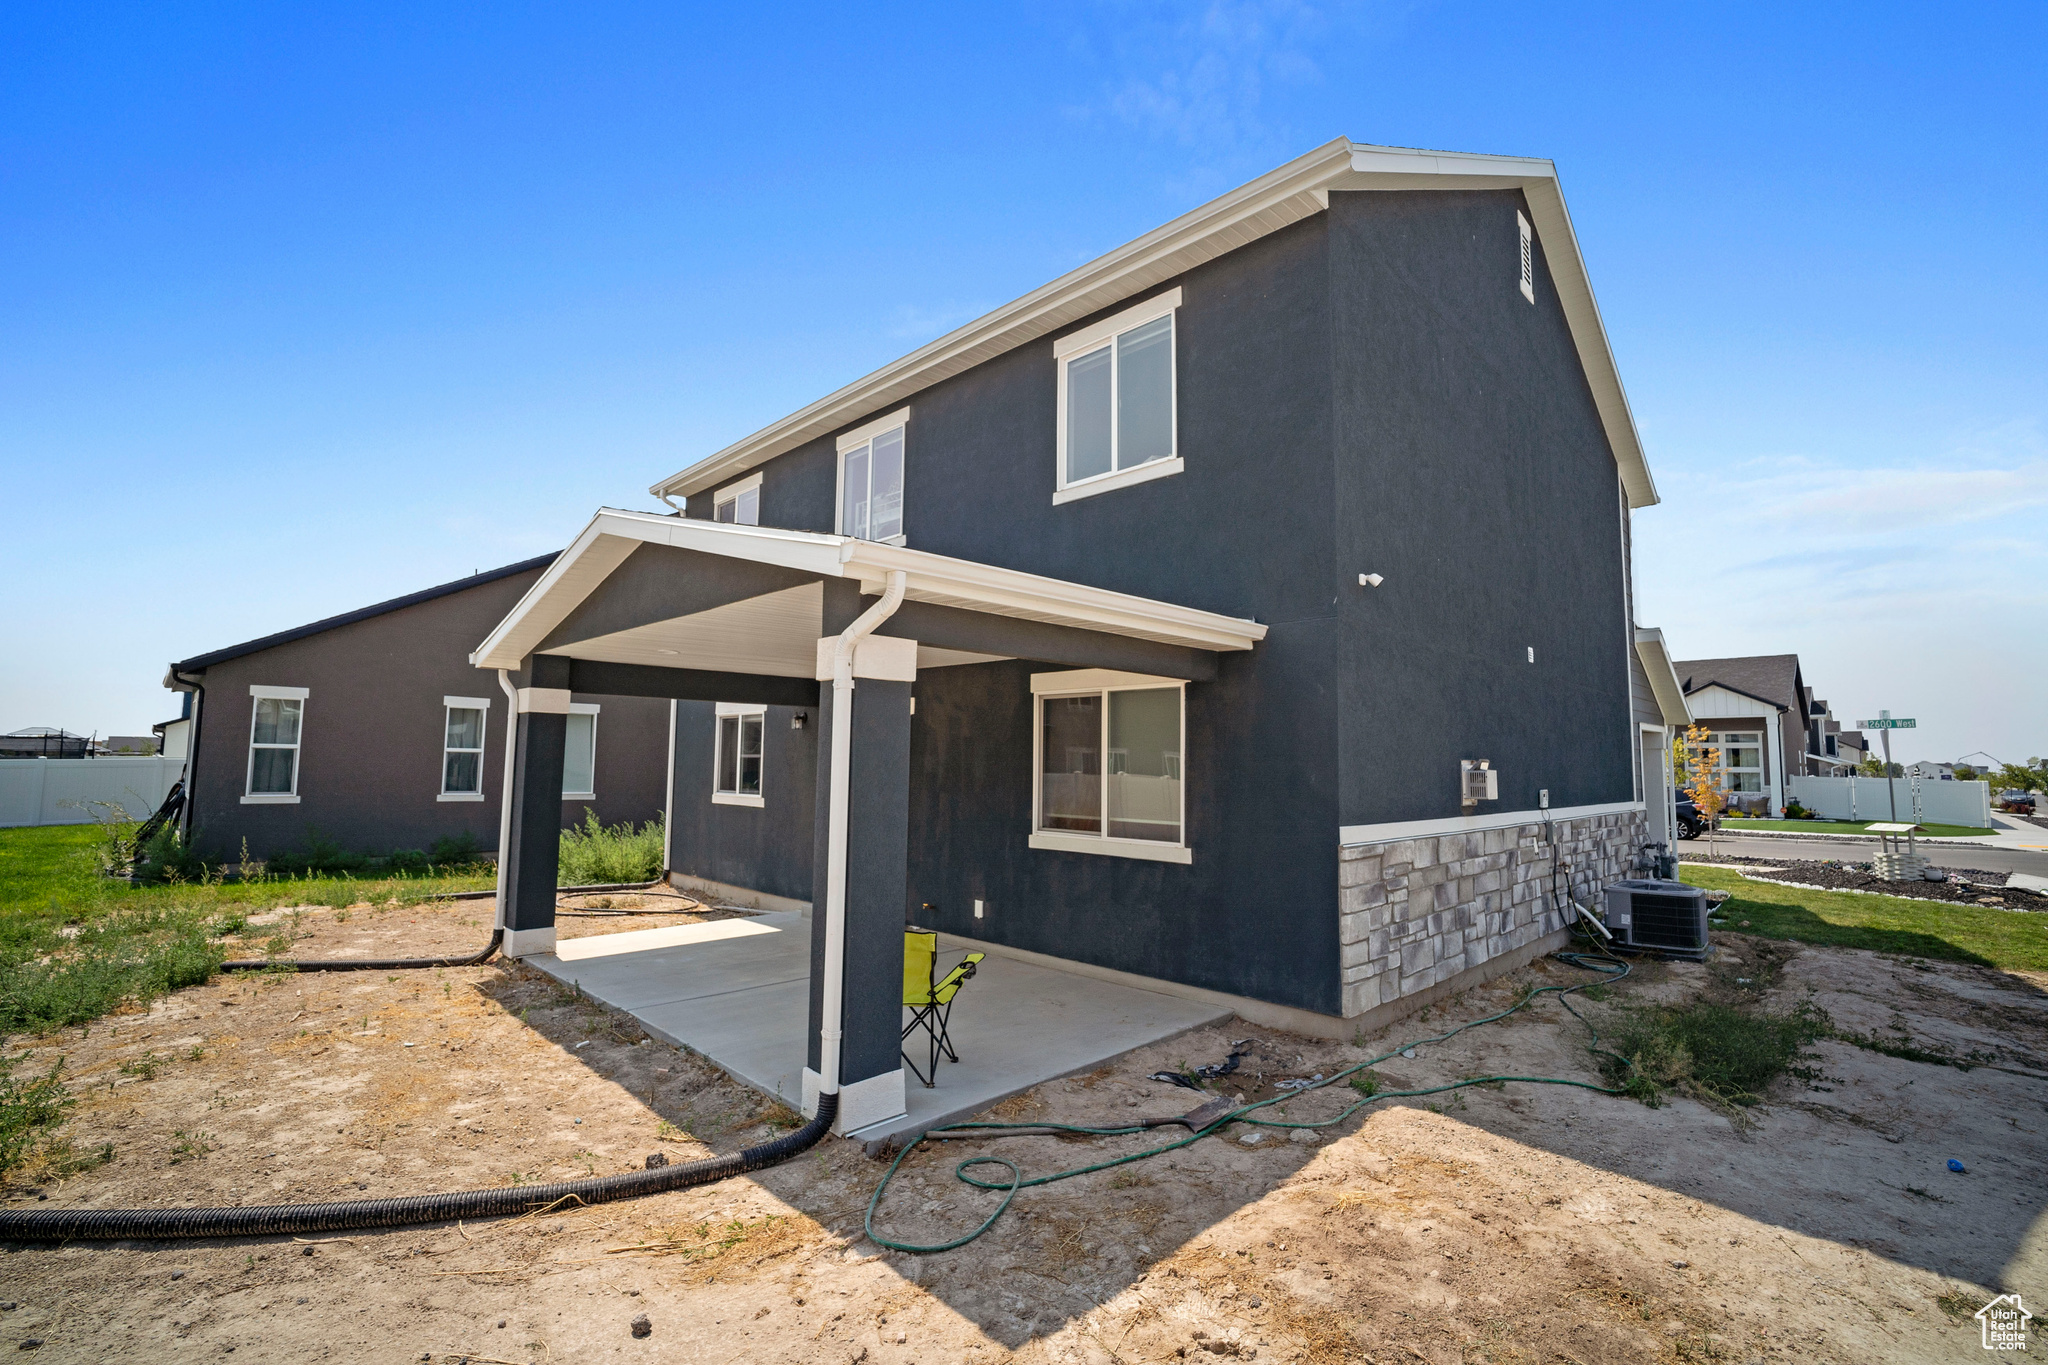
xmin=1675 ymin=723 xmax=1727 ymax=852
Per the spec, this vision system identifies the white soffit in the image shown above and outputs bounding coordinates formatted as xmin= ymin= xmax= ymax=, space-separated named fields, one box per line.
xmin=651 ymin=139 xmax=1656 ymax=510
xmin=548 ymin=583 xmax=826 ymax=678
xmin=470 ymin=509 xmax=1267 ymax=671
xmin=1632 ymin=627 xmax=1692 ymax=728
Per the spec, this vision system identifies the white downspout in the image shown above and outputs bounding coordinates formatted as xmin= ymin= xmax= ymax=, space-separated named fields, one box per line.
xmin=493 ymin=669 xmax=520 ymax=932
xmin=817 ymin=569 xmax=907 ymax=1101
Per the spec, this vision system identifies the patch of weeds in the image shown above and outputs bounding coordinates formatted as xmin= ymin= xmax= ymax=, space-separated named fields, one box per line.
xmin=185 ymin=1044 xmax=206 ymax=1062
xmin=1 ymin=1053 xmax=76 ymax=1177
xmin=1936 ymin=1289 xmax=1981 ymax=1324
xmin=1578 ymin=982 xmax=1612 ymax=1002
xmin=1833 ymin=1024 xmax=1997 ymax=1072
xmin=264 ymin=933 xmax=294 ymax=955
xmin=119 ymin=1052 xmax=165 ymax=1080
xmin=169 ymin=1128 xmax=218 ymax=1163
xmin=655 ymin=1119 xmax=695 ymax=1143
xmin=208 ymin=911 xmax=249 ymax=938
xmin=760 ymin=1101 xmax=802 ymax=1131
xmin=1600 ymin=998 xmax=1831 ymax=1114
xmin=1458 ymin=1073 xmax=1507 ymax=1091
xmin=1348 ymin=1069 xmax=1382 ymax=1098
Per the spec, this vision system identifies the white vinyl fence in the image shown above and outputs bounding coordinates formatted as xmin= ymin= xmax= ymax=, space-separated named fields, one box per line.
xmin=0 ymin=757 xmax=185 ymax=828
xmin=1788 ymin=775 xmax=1992 ymax=829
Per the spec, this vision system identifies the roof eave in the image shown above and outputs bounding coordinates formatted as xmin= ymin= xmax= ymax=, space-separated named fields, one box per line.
xmin=651 ymin=139 xmax=1656 ymax=510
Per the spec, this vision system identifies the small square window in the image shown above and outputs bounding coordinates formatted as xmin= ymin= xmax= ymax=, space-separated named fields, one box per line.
xmin=1029 ymin=670 xmax=1188 ymax=863
xmin=713 ymin=473 xmax=761 ymax=526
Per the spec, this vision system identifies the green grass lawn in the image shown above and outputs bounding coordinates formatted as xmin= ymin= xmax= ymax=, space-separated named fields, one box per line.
xmin=0 ymin=824 xmax=494 ymax=1035
xmin=1681 ymin=865 xmax=2048 ymax=972
xmin=1717 ymin=817 xmax=1995 ymax=838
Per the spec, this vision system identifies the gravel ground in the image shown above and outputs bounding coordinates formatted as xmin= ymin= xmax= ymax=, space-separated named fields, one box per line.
xmin=1735 ymin=860 xmax=2046 ymax=909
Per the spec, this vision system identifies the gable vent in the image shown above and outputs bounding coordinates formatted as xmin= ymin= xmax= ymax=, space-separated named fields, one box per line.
xmin=1517 ymin=211 xmax=1534 ymax=303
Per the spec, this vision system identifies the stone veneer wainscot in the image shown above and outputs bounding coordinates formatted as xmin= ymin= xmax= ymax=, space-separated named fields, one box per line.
xmin=1338 ymin=810 xmax=1648 ymax=1019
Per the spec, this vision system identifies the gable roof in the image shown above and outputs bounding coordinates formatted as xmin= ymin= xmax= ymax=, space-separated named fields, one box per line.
xmin=650 ymin=139 xmax=1657 ymax=510
xmin=168 ymin=554 xmax=558 ymax=680
xmin=1674 ymin=654 xmax=1803 ymax=713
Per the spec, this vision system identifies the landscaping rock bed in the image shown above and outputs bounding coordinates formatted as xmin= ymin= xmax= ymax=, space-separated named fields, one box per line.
xmin=1739 ymin=859 xmax=2045 ymax=909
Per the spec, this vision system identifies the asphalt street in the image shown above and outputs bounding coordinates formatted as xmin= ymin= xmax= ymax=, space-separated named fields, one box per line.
xmin=1681 ymin=831 xmax=2048 ymax=878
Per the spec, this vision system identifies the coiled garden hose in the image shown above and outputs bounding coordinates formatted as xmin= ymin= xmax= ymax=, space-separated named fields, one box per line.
xmin=0 ymin=1093 xmax=837 ymax=1243
xmin=218 ymin=926 xmax=504 ymax=974
xmin=864 ymin=940 xmax=1637 ymax=1254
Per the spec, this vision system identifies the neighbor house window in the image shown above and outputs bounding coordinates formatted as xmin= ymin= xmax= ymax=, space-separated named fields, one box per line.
xmin=563 ymin=703 xmax=599 ymax=800
xmin=713 ymin=472 xmax=761 ymax=526
xmin=1517 ymin=211 xmax=1535 ymax=303
xmin=242 ymin=685 xmax=308 ymax=804
xmin=713 ymin=703 xmax=765 ymax=807
xmin=439 ymin=696 xmax=490 ymax=801
xmin=836 ymin=408 xmax=907 ymax=543
xmin=1708 ymin=730 xmax=1764 ymax=793
xmin=1028 ymin=670 xmax=1188 ymax=863
xmin=1053 ymin=289 xmax=1181 ymax=505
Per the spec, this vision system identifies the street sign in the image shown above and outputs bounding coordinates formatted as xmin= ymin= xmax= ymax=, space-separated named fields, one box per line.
xmin=1858 ymin=718 xmax=1915 ymax=729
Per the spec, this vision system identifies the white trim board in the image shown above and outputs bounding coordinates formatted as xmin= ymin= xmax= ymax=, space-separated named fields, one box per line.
xmin=649 ymin=140 xmax=1656 ymax=511
xmin=835 ymin=407 xmax=911 ymax=453
xmin=249 ymin=685 xmax=308 ymax=700
xmin=1339 ymin=800 xmax=1644 ymax=846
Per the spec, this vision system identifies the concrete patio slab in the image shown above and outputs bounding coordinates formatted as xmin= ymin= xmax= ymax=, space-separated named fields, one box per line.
xmin=523 ymin=912 xmax=1234 ymax=1146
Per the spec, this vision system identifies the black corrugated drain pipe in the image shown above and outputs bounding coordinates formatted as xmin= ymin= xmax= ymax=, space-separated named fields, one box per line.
xmin=0 ymin=1094 xmax=838 ymax=1243
xmin=217 ymin=926 xmax=504 ymax=974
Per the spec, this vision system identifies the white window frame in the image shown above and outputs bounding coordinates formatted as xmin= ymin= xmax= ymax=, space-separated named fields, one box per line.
xmin=1052 ymin=288 xmax=1183 ymax=506
xmin=437 ymin=695 xmax=491 ymax=802
xmin=1517 ymin=211 xmax=1535 ymax=303
xmin=834 ymin=407 xmax=909 ymax=546
xmin=1028 ymin=668 xmax=1190 ymax=864
xmin=712 ymin=702 xmax=766 ymax=807
xmin=712 ymin=471 xmax=762 ymax=526
xmin=562 ymin=702 xmax=600 ymax=801
xmin=241 ymin=684 xmax=308 ymax=804
xmin=1707 ymin=729 xmax=1765 ymax=795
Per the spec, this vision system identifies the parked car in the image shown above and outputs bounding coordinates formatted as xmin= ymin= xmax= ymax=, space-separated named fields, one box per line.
xmin=1999 ymin=790 xmax=2038 ymax=814
xmin=1675 ymin=794 xmax=1706 ymax=840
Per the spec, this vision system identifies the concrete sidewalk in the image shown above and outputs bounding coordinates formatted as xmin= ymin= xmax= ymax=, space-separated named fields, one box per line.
xmin=524 ymin=912 xmax=1233 ymax=1146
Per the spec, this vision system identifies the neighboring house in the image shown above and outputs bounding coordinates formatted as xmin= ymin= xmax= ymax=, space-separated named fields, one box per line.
xmin=1799 ymin=688 xmax=1862 ymax=775
xmin=1673 ymin=654 xmax=1826 ymax=816
xmin=470 ymin=139 xmax=1670 ymax=1135
xmin=99 ymin=735 xmax=159 ymax=756
xmin=152 ymin=693 xmax=193 ymax=761
xmin=0 ymin=728 xmax=94 ymax=759
xmin=1908 ymin=761 xmax=1956 ymax=782
xmin=164 ymin=557 xmax=669 ymax=862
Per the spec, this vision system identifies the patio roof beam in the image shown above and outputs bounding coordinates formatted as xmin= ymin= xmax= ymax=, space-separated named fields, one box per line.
xmin=871 ymin=599 xmax=1217 ymax=681
xmin=555 ymin=658 xmax=820 ymax=707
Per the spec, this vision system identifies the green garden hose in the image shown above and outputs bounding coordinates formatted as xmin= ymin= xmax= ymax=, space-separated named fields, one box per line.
xmin=865 ymin=941 xmax=1636 ymax=1254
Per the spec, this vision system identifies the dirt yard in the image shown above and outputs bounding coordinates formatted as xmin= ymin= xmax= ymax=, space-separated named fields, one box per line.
xmin=4 ymin=893 xmax=2045 ymax=1364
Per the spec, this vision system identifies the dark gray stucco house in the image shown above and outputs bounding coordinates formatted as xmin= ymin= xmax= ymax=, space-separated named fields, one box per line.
xmin=165 ymin=557 xmax=668 ymax=862
xmin=473 ymin=139 xmax=1675 ymax=1137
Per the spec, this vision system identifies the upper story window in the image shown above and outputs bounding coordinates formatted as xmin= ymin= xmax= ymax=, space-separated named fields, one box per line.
xmin=713 ymin=472 xmax=761 ymax=526
xmin=563 ymin=702 xmax=599 ymax=800
xmin=836 ymin=408 xmax=908 ymax=543
xmin=439 ymin=696 xmax=491 ymax=801
xmin=242 ymin=685 xmax=307 ymax=804
xmin=713 ymin=703 xmax=765 ymax=807
xmin=1053 ymin=288 xmax=1182 ymax=505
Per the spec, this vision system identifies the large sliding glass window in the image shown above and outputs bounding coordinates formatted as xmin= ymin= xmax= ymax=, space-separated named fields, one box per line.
xmin=1054 ymin=291 xmax=1179 ymax=500
xmin=1708 ymin=731 xmax=1764 ymax=793
xmin=837 ymin=411 xmax=907 ymax=543
xmin=1031 ymin=672 xmax=1187 ymax=862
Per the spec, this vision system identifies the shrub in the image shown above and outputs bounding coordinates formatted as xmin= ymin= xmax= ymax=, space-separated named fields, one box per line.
xmin=133 ymin=825 xmax=211 ymax=885
xmin=558 ymin=810 xmax=665 ymax=886
xmin=266 ymin=828 xmax=368 ymax=878
xmin=429 ymin=831 xmax=484 ymax=867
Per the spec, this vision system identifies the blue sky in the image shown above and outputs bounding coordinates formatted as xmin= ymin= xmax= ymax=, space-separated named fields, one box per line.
xmin=4 ymin=2 xmax=2043 ymax=766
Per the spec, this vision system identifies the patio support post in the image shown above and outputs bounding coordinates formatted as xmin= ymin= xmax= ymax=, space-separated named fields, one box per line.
xmin=501 ymin=655 xmax=571 ymax=958
xmin=803 ymin=582 xmax=917 ymax=1135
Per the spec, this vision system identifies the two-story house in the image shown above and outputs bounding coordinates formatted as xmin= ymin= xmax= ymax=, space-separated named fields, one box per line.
xmin=469 ymin=140 xmax=1672 ymax=1136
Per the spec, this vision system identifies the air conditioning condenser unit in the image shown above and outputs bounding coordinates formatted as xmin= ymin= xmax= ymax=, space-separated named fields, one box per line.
xmin=1601 ymin=879 xmax=1710 ymax=960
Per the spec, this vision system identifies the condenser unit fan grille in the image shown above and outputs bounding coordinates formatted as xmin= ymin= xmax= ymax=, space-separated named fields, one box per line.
xmin=1628 ymin=892 xmax=1705 ymax=950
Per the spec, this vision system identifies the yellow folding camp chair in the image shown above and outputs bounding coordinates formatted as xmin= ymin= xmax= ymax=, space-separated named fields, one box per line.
xmin=902 ymin=931 xmax=984 ymax=1089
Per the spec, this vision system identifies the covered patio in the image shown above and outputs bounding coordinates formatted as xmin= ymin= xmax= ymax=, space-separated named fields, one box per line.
xmin=471 ymin=508 xmax=1266 ymax=1137
xmin=522 ymin=911 xmax=1233 ymax=1145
